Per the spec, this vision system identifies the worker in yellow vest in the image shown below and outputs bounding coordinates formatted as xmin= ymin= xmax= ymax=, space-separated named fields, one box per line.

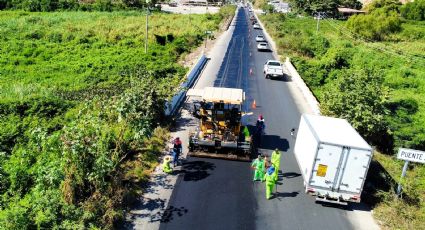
xmin=271 ymin=148 xmax=281 ymax=181
xmin=251 ymin=154 xmax=265 ymax=181
xmin=264 ymin=166 xmax=276 ymax=199
xmin=162 ymin=156 xmax=172 ymax=174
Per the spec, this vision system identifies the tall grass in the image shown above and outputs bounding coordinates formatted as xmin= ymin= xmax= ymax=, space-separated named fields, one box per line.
xmin=0 ymin=10 xmax=222 ymax=101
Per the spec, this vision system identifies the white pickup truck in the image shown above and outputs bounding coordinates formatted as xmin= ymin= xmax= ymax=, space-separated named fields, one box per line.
xmin=263 ymin=60 xmax=284 ymax=79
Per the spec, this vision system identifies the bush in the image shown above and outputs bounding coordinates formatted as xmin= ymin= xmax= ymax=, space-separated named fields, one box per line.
xmin=321 ymin=68 xmax=390 ymax=145
xmin=401 ymin=0 xmax=425 ymax=21
xmin=2 ymin=0 xmax=148 ymax=11
xmin=346 ymin=10 xmax=402 ymax=41
xmin=263 ymin=4 xmax=274 ymax=14
xmin=364 ymin=0 xmax=402 ymax=14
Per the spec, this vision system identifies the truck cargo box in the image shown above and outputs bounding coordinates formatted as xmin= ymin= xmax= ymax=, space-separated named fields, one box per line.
xmin=294 ymin=114 xmax=373 ymax=204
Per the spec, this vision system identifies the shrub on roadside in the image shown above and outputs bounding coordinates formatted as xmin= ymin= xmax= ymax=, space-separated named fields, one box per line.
xmin=401 ymin=0 xmax=425 ymax=21
xmin=346 ymin=9 xmax=402 ymax=41
xmin=321 ymin=68 xmax=390 ymax=144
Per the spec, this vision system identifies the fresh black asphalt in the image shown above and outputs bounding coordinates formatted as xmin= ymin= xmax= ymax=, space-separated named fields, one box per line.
xmin=159 ymin=8 xmax=357 ymax=230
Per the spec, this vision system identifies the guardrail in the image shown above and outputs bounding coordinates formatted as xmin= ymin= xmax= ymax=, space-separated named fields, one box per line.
xmin=165 ymin=55 xmax=208 ymax=117
xmin=284 ymin=57 xmax=321 ymax=115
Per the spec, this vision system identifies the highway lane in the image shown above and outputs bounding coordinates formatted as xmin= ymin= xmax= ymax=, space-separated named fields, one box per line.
xmin=159 ymin=7 xmax=356 ymax=230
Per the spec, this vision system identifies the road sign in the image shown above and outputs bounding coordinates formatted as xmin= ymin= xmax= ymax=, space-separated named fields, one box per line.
xmin=397 ymin=148 xmax=425 ymax=164
xmin=396 ymin=148 xmax=425 ymax=197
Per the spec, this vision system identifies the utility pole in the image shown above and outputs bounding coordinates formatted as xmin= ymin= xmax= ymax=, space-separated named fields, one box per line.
xmin=316 ymin=12 xmax=321 ymax=35
xmin=204 ymin=30 xmax=212 ymax=53
xmin=145 ymin=0 xmax=151 ymax=54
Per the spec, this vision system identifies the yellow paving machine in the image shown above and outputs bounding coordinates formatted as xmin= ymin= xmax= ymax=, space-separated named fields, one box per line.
xmin=187 ymin=87 xmax=252 ymax=161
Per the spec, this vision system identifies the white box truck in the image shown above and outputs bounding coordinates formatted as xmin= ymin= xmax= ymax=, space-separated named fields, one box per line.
xmin=294 ymin=114 xmax=373 ymax=205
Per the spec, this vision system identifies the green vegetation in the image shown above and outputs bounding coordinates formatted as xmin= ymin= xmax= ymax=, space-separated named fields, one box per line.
xmin=401 ymin=0 xmax=425 ymax=21
xmin=346 ymin=9 xmax=402 ymax=41
xmin=0 ymin=0 xmax=156 ymax=11
xmin=288 ymin=0 xmax=362 ymax=16
xmin=372 ymin=152 xmax=425 ymax=229
xmin=0 ymin=6 xmax=235 ymax=228
xmin=260 ymin=5 xmax=425 ymax=229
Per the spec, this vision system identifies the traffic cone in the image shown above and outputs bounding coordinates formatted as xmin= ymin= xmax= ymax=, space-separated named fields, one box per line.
xmin=252 ymin=100 xmax=257 ymax=109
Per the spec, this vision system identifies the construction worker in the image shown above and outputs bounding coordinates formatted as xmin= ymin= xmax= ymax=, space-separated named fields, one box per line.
xmin=251 ymin=154 xmax=265 ymax=181
xmin=264 ymin=166 xmax=276 ymax=199
xmin=173 ymin=137 xmax=183 ymax=154
xmin=256 ymin=114 xmax=265 ymax=134
xmin=271 ymin=148 xmax=281 ymax=181
xmin=162 ymin=156 xmax=173 ymax=174
xmin=172 ymin=137 xmax=182 ymax=166
xmin=255 ymin=115 xmax=265 ymax=148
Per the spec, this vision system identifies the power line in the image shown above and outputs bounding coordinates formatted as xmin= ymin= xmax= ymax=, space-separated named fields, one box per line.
xmin=320 ymin=12 xmax=425 ymax=64
xmin=321 ymin=12 xmax=425 ymax=63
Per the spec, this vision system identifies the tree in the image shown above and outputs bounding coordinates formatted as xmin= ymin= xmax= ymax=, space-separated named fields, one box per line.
xmin=321 ymin=68 xmax=389 ymax=144
xmin=263 ymin=4 xmax=275 ymax=14
xmin=401 ymin=0 xmax=425 ymax=21
xmin=346 ymin=9 xmax=402 ymax=41
xmin=339 ymin=0 xmax=362 ymax=9
xmin=289 ymin=0 xmax=362 ymax=17
xmin=364 ymin=0 xmax=402 ymax=13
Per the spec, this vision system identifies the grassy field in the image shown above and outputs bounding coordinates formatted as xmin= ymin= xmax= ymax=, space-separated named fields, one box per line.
xmin=0 ymin=11 xmax=223 ymax=101
xmin=0 ymin=7 xmax=235 ymax=228
xmin=259 ymin=14 xmax=425 ymax=229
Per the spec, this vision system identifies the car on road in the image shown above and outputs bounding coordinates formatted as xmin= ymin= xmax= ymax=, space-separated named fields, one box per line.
xmin=169 ymin=1 xmax=177 ymax=7
xmin=251 ymin=19 xmax=257 ymax=25
xmin=253 ymin=23 xmax=261 ymax=29
xmin=255 ymin=35 xmax=266 ymax=42
xmin=257 ymin=42 xmax=268 ymax=51
xmin=263 ymin=60 xmax=284 ymax=79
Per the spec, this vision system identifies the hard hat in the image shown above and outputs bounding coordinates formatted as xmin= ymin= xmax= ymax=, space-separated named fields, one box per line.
xmin=275 ymin=148 xmax=279 ymax=152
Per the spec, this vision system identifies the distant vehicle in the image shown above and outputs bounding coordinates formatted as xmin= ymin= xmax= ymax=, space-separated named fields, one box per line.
xmin=253 ymin=23 xmax=261 ymax=29
xmin=257 ymin=42 xmax=268 ymax=51
xmin=255 ymin=35 xmax=266 ymax=42
xmin=248 ymin=8 xmax=253 ymax=12
xmin=294 ymin=114 xmax=373 ymax=205
xmin=250 ymin=15 xmax=255 ymax=20
xmin=251 ymin=20 xmax=257 ymax=25
xmin=169 ymin=2 xmax=177 ymax=7
xmin=263 ymin=60 xmax=284 ymax=79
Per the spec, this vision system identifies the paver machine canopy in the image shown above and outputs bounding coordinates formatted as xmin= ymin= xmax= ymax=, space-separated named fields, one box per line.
xmin=187 ymin=87 xmax=252 ymax=161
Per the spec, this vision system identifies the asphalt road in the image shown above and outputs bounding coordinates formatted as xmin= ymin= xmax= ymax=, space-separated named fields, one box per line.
xmin=159 ymin=8 xmax=358 ymax=230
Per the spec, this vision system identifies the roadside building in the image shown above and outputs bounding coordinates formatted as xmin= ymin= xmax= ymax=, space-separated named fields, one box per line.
xmin=337 ymin=7 xmax=366 ymax=19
